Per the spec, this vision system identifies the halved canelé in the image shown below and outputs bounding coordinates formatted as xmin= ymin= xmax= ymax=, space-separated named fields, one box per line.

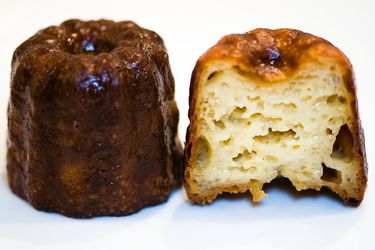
xmin=184 ymin=28 xmax=367 ymax=205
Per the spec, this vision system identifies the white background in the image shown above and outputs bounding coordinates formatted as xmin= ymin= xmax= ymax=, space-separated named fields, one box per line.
xmin=0 ymin=0 xmax=374 ymax=249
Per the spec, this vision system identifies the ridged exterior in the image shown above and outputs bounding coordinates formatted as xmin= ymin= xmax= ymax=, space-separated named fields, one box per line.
xmin=7 ymin=19 xmax=182 ymax=218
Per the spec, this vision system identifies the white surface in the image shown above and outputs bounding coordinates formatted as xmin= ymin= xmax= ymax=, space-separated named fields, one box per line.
xmin=0 ymin=0 xmax=374 ymax=249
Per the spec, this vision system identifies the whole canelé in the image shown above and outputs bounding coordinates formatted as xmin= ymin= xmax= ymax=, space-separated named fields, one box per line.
xmin=7 ymin=19 xmax=182 ymax=218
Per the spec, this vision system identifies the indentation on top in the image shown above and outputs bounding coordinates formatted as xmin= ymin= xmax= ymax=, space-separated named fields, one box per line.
xmin=266 ymin=47 xmax=280 ymax=65
xmin=64 ymin=32 xmax=117 ymax=55
xmin=80 ymin=36 xmax=116 ymax=54
xmin=83 ymin=40 xmax=95 ymax=52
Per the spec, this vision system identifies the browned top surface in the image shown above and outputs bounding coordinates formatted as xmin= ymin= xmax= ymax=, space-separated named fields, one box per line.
xmin=12 ymin=19 xmax=176 ymax=97
xmin=197 ymin=28 xmax=350 ymax=82
xmin=13 ymin=19 xmax=164 ymax=59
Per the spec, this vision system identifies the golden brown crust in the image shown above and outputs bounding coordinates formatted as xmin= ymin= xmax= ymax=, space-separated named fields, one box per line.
xmin=184 ymin=28 xmax=367 ymax=206
xmin=7 ymin=19 xmax=183 ymax=218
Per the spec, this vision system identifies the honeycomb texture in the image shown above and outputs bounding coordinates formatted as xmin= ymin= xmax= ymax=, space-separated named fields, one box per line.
xmin=185 ymin=28 xmax=367 ymax=206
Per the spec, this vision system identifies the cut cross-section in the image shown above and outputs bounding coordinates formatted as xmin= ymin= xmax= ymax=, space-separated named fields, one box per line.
xmin=184 ymin=28 xmax=367 ymax=206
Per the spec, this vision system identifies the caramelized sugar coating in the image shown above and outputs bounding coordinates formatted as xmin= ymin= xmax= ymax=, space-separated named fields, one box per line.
xmin=8 ymin=19 xmax=182 ymax=218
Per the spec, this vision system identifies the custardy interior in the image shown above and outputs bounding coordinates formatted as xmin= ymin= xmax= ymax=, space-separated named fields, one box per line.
xmin=189 ymin=64 xmax=361 ymax=203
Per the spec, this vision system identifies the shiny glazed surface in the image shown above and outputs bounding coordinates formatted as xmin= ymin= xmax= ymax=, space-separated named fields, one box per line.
xmin=7 ymin=19 xmax=182 ymax=218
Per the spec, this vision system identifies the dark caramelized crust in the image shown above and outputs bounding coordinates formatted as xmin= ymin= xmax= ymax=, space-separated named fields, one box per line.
xmin=7 ymin=19 xmax=183 ymax=218
xmin=185 ymin=28 xmax=367 ymax=206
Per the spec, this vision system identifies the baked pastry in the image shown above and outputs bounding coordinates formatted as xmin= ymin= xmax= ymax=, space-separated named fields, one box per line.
xmin=7 ymin=19 xmax=182 ymax=218
xmin=184 ymin=28 xmax=367 ymax=205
